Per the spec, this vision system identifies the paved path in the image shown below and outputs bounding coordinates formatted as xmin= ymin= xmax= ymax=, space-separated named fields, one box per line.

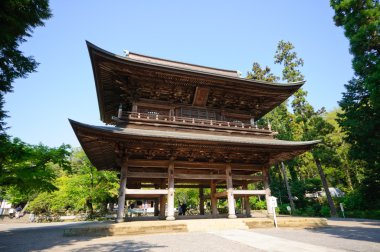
xmin=0 ymin=218 xmax=379 ymax=251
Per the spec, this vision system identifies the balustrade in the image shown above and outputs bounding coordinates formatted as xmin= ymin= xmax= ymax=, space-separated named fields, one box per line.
xmin=124 ymin=112 xmax=271 ymax=132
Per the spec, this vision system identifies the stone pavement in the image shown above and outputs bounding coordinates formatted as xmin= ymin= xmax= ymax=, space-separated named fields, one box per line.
xmin=0 ymin=218 xmax=379 ymax=251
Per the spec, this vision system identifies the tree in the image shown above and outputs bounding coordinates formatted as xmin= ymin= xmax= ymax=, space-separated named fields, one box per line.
xmin=247 ymin=62 xmax=279 ymax=82
xmin=274 ymin=40 xmax=338 ymax=216
xmin=0 ymin=0 xmax=51 ymax=133
xmin=28 ymin=149 xmax=119 ymax=217
xmin=247 ymin=51 xmax=298 ymax=212
xmin=0 ymin=137 xmax=70 ymax=209
xmin=69 ymin=149 xmax=119 ymax=217
xmin=331 ymin=0 xmax=380 ymax=207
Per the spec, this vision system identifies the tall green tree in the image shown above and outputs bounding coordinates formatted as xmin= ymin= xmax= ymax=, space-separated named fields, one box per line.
xmin=274 ymin=40 xmax=338 ymax=216
xmin=0 ymin=0 xmax=51 ymax=133
xmin=247 ymin=54 xmax=298 ymax=212
xmin=28 ymin=149 xmax=119 ymax=216
xmin=331 ymin=0 xmax=380 ymax=207
xmin=247 ymin=62 xmax=279 ymax=82
xmin=69 ymin=149 xmax=119 ymax=217
xmin=0 ymin=137 xmax=70 ymax=209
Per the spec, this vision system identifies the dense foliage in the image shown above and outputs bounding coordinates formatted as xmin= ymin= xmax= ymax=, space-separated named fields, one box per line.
xmin=331 ymin=0 xmax=380 ymax=207
xmin=246 ymin=40 xmax=370 ymax=217
xmin=27 ymin=149 xmax=119 ymax=217
xmin=0 ymin=137 xmax=70 ymax=206
xmin=1 ymin=146 xmax=119 ymax=218
xmin=0 ymin=0 xmax=51 ymax=133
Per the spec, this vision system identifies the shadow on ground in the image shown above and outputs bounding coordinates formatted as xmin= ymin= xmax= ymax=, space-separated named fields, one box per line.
xmin=309 ymin=219 xmax=380 ymax=243
xmin=0 ymin=222 xmax=165 ymax=252
xmin=69 ymin=240 xmax=166 ymax=252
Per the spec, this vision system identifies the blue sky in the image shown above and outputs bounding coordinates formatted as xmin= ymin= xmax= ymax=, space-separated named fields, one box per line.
xmin=5 ymin=1 xmax=353 ymax=148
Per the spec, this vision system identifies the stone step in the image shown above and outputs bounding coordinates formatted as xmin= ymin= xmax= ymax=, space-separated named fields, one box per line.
xmin=244 ymin=218 xmax=274 ymax=228
xmin=63 ymin=217 xmax=328 ymax=237
xmin=276 ymin=217 xmax=328 ymax=228
xmin=64 ymin=222 xmax=188 ymax=237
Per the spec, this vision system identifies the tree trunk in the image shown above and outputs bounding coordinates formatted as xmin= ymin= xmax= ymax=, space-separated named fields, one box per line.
xmin=281 ymin=162 xmax=296 ymax=213
xmin=86 ymin=198 xmax=94 ymax=218
xmin=21 ymin=201 xmax=29 ymax=214
xmin=314 ymin=157 xmax=338 ymax=217
xmin=344 ymin=163 xmax=354 ymax=190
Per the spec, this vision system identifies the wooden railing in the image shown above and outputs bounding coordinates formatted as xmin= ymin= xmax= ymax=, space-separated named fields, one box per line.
xmin=123 ymin=112 xmax=272 ymax=132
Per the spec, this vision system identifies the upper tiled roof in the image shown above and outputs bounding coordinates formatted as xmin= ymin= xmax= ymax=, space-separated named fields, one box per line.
xmin=128 ymin=52 xmax=240 ymax=78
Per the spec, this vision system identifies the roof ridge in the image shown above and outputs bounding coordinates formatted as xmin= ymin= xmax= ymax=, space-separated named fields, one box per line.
xmin=128 ymin=51 xmax=239 ymax=75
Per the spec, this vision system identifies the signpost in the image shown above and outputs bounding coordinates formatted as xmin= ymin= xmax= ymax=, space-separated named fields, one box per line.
xmin=340 ymin=203 xmax=345 ymax=218
xmin=270 ymin=196 xmax=278 ymax=228
xmin=286 ymin=205 xmax=292 ymax=215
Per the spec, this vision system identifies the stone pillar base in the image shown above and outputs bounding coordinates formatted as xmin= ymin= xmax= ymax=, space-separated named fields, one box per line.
xmin=228 ymin=214 xmax=237 ymax=219
xmin=166 ymin=216 xmax=175 ymax=221
xmin=115 ymin=218 xmax=125 ymax=223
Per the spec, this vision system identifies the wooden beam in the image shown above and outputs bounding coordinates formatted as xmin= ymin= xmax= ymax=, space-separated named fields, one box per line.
xmin=214 ymin=191 xmax=228 ymax=198
xmin=128 ymin=159 xmax=169 ymax=168
xmin=232 ymin=189 xmax=266 ymax=196
xmin=127 ymin=171 xmax=167 ymax=178
xmin=125 ymin=189 xmax=168 ymax=195
xmin=174 ymin=173 xmax=226 ymax=180
xmin=174 ymin=161 xmax=225 ymax=169
xmin=125 ymin=159 xmax=265 ymax=171
xmin=232 ymin=175 xmax=264 ymax=181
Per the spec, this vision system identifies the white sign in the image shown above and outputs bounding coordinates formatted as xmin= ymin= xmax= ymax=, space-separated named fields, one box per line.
xmin=269 ymin=196 xmax=278 ymax=208
xmin=269 ymin=196 xmax=278 ymax=228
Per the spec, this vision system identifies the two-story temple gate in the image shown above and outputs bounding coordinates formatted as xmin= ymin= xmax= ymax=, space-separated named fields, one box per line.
xmin=70 ymin=42 xmax=319 ymax=222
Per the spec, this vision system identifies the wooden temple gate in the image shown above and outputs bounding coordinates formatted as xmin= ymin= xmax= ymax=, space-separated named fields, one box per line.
xmin=70 ymin=42 xmax=319 ymax=222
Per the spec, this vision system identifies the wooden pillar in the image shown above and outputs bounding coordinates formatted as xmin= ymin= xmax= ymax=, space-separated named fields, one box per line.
xmin=210 ymin=180 xmax=218 ymax=216
xmin=116 ymin=159 xmax=128 ymax=222
xmin=226 ymin=163 xmax=236 ymax=219
xmin=159 ymin=179 xmax=166 ymax=219
xmin=166 ymin=161 xmax=175 ymax=221
xmin=263 ymin=167 xmax=273 ymax=215
xmin=242 ymin=182 xmax=251 ymax=217
xmin=154 ymin=199 xmax=159 ymax=216
xmin=199 ymin=187 xmax=205 ymax=215
xmin=132 ymin=102 xmax=138 ymax=112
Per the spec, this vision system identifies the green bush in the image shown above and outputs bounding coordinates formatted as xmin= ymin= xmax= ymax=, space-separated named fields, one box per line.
xmin=320 ymin=206 xmax=331 ymax=217
xmin=345 ymin=210 xmax=380 ymax=220
xmin=250 ymin=197 xmax=267 ymax=210
xmin=342 ymin=190 xmax=364 ymax=210
xmin=27 ymin=192 xmax=54 ymax=214
xmin=303 ymin=206 xmax=316 ymax=216
xmin=278 ymin=204 xmax=291 ymax=215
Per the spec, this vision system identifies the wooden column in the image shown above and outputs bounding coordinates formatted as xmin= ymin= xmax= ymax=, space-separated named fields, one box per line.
xmin=242 ymin=182 xmax=251 ymax=217
xmin=226 ymin=163 xmax=236 ymax=219
xmin=263 ymin=167 xmax=273 ymax=215
xmin=132 ymin=102 xmax=138 ymax=112
xmin=159 ymin=179 xmax=166 ymax=219
xmin=199 ymin=187 xmax=205 ymax=215
xmin=154 ymin=199 xmax=159 ymax=216
xmin=166 ymin=161 xmax=175 ymax=221
xmin=116 ymin=158 xmax=128 ymax=223
xmin=210 ymin=180 xmax=218 ymax=216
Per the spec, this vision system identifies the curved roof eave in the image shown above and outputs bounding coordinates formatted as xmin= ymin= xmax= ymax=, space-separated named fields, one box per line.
xmin=86 ymin=41 xmax=305 ymax=89
xmin=69 ymin=119 xmax=321 ymax=148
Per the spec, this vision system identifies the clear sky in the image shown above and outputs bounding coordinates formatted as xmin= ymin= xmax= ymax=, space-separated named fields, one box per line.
xmin=5 ymin=0 xmax=353 ymax=148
